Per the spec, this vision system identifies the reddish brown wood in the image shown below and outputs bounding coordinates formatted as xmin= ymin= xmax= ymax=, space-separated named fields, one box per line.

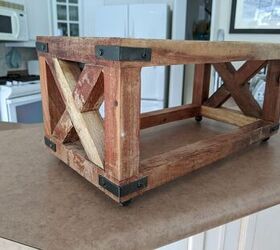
xmin=263 ymin=60 xmax=280 ymax=123
xmin=52 ymin=110 xmax=78 ymax=143
xmin=140 ymin=104 xmax=200 ymax=129
xmin=37 ymin=37 xmax=280 ymax=204
xmin=192 ymin=64 xmax=211 ymax=105
xmin=103 ymin=66 xmax=141 ymax=181
xmin=213 ymin=63 xmax=262 ymax=118
xmin=73 ymin=65 xmax=104 ymax=112
xmin=37 ymin=36 xmax=280 ymax=67
xmin=204 ymin=85 xmax=231 ymax=108
xmin=39 ymin=56 xmax=65 ymax=136
xmin=235 ymin=60 xmax=267 ymax=84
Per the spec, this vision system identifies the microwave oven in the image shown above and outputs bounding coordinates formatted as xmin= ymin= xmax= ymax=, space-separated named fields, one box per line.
xmin=0 ymin=0 xmax=28 ymax=41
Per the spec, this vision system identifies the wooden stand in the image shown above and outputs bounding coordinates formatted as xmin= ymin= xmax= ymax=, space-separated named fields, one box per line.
xmin=37 ymin=37 xmax=280 ymax=204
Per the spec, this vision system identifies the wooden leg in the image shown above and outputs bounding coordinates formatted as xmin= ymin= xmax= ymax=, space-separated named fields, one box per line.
xmin=192 ymin=64 xmax=211 ymax=105
xmin=103 ymin=66 xmax=141 ymax=181
xmin=262 ymin=60 xmax=280 ymax=123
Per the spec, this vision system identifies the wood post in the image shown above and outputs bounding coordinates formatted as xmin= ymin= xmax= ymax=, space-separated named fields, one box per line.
xmin=103 ymin=66 xmax=141 ymax=181
xmin=263 ymin=60 xmax=280 ymax=123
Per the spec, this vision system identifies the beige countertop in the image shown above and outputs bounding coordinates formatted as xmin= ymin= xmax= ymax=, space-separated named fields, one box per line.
xmin=0 ymin=121 xmax=280 ymax=250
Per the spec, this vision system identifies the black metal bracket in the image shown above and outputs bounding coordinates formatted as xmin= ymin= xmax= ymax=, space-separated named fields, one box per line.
xmin=36 ymin=42 xmax=48 ymax=53
xmin=270 ymin=123 xmax=280 ymax=133
xmin=99 ymin=175 xmax=148 ymax=198
xmin=95 ymin=45 xmax=152 ymax=61
xmin=44 ymin=137 xmax=56 ymax=152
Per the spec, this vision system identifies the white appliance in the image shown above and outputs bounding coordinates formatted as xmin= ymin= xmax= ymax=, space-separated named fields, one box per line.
xmin=92 ymin=4 xmax=170 ymax=113
xmin=0 ymin=0 xmax=28 ymax=41
xmin=0 ymin=79 xmax=42 ymax=123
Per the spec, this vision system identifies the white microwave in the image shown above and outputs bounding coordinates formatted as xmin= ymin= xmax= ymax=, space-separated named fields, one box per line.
xmin=0 ymin=0 xmax=28 ymax=41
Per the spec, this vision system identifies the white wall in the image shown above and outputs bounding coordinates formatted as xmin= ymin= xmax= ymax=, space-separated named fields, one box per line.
xmin=211 ymin=0 xmax=280 ymax=42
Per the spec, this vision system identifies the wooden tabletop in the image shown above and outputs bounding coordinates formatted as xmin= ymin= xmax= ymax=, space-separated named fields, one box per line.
xmin=0 ymin=121 xmax=280 ymax=250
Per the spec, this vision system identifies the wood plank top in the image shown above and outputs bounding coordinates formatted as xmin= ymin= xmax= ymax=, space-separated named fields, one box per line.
xmin=37 ymin=36 xmax=280 ymax=66
xmin=0 ymin=121 xmax=280 ymax=249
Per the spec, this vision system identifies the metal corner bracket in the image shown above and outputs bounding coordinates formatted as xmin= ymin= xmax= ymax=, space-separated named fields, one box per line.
xmin=44 ymin=136 xmax=56 ymax=152
xmin=36 ymin=42 xmax=48 ymax=53
xmin=99 ymin=175 xmax=148 ymax=198
xmin=95 ymin=45 xmax=152 ymax=61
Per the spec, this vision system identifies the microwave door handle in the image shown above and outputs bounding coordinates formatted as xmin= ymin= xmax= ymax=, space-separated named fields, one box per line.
xmin=12 ymin=13 xmax=20 ymax=38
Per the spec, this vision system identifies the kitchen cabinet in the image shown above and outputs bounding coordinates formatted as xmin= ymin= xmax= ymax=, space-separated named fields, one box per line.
xmin=89 ymin=3 xmax=170 ymax=112
xmin=159 ymin=205 xmax=280 ymax=250
xmin=26 ymin=0 xmax=52 ymax=40
xmin=52 ymin=0 xmax=81 ymax=36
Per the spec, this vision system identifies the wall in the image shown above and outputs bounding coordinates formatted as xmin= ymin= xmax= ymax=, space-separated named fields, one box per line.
xmin=0 ymin=43 xmax=37 ymax=77
xmin=210 ymin=0 xmax=280 ymax=42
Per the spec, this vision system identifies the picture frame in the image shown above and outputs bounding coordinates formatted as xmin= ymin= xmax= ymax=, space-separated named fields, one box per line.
xmin=230 ymin=0 xmax=280 ymax=34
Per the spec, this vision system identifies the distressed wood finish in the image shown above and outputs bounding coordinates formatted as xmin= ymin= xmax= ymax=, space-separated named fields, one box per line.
xmin=192 ymin=64 xmax=211 ymax=105
xmin=37 ymin=37 xmax=280 ymax=204
xmin=140 ymin=104 xmax=200 ymax=129
xmin=263 ymin=60 xmax=280 ymax=123
xmin=53 ymin=59 xmax=104 ymax=167
xmin=201 ymin=106 xmax=259 ymax=127
xmin=73 ymin=65 xmax=104 ymax=112
xmin=103 ymin=66 xmax=141 ymax=180
xmin=37 ymin=36 xmax=280 ymax=66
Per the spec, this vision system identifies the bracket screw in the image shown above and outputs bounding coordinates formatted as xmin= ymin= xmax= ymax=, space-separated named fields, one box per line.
xmin=97 ymin=49 xmax=104 ymax=56
xmin=141 ymin=52 xmax=147 ymax=59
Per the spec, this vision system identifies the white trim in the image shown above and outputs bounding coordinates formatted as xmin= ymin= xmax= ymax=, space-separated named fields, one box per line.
xmin=168 ymin=0 xmax=187 ymax=107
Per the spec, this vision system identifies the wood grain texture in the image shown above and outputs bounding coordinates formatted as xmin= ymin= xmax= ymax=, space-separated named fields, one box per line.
xmin=201 ymin=106 xmax=259 ymax=127
xmin=53 ymin=58 xmax=104 ymax=168
xmin=104 ymin=66 xmax=141 ymax=181
xmin=39 ymin=56 xmax=65 ymax=136
xmin=140 ymin=104 xmax=200 ymax=129
xmin=204 ymin=85 xmax=231 ymax=108
xmin=213 ymin=63 xmax=262 ymax=118
xmin=263 ymin=60 xmax=280 ymax=123
xmin=192 ymin=64 xmax=211 ymax=105
xmin=52 ymin=110 xmax=78 ymax=143
xmin=37 ymin=36 xmax=280 ymax=67
xmin=205 ymin=61 xmax=266 ymax=109
xmin=235 ymin=60 xmax=267 ymax=84
xmin=73 ymin=65 xmax=104 ymax=112
xmin=139 ymin=121 xmax=273 ymax=196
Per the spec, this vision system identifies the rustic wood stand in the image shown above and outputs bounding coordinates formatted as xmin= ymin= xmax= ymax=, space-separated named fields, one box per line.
xmin=37 ymin=37 xmax=280 ymax=205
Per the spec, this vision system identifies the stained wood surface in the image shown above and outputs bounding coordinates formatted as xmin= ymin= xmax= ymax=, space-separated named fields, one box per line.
xmin=206 ymin=61 xmax=267 ymax=109
xmin=263 ymin=60 xmax=280 ymax=123
xmin=52 ymin=110 xmax=78 ymax=143
xmin=201 ymin=106 xmax=259 ymax=127
xmin=103 ymin=66 xmax=141 ymax=180
xmin=192 ymin=64 xmax=211 ymax=105
xmin=140 ymin=104 xmax=200 ymax=129
xmin=73 ymin=65 xmax=104 ymax=112
xmin=139 ymin=121 xmax=272 ymax=196
xmin=52 ymin=58 xmax=104 ymax=168
xmin=213 ymin=62 xmax=262 ymax=118
xmin=39 ymin=56 xmax=65 ymax=136
xmin=37 ymin=36 xmax=280 ymax=66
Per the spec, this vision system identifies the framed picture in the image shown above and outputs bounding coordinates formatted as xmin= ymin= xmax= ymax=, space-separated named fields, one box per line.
xmin=230 ymin=0 xmax=280 ymax=34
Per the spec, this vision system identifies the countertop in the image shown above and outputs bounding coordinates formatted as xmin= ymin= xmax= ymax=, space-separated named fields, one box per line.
xmin=0 ymin=121 xmax=280 ymax=250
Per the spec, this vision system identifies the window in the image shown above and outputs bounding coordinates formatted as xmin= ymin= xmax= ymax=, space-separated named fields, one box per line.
xmin=55 ymin=0 xmax=80 ymax=37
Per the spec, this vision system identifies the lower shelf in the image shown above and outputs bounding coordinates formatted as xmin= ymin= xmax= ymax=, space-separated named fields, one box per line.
xmin=46 ymin=118 xmax=277 ymax=203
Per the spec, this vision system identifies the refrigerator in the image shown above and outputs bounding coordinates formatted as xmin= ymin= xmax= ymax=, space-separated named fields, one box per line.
xmin=90 ymin=4 xmax=171 ymax=113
